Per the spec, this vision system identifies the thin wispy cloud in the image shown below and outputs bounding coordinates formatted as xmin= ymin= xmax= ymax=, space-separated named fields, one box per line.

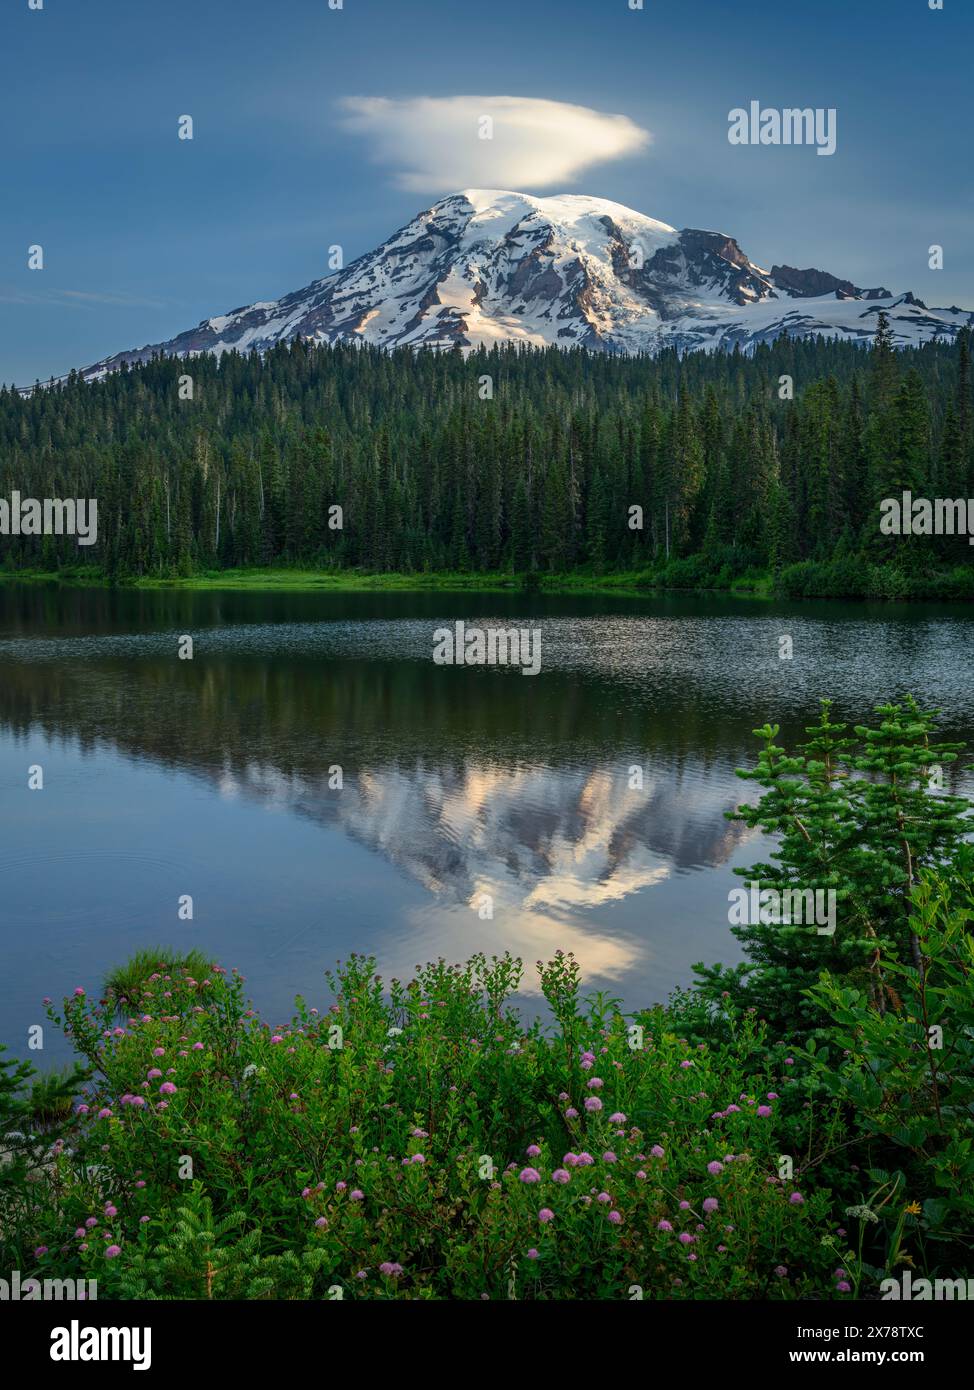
xmin=337 ymin=95 xmax=650 ymax=193
xmin=0 ymin=288 xmax=170 ymax=310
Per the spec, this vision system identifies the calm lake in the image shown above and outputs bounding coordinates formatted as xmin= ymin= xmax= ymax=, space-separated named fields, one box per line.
xmin=2 ymin=583 xmax=973 ymax=1062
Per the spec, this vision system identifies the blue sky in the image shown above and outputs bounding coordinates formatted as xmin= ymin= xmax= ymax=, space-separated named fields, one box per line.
xmin=2 ymin=0 xmax=970 ymax=385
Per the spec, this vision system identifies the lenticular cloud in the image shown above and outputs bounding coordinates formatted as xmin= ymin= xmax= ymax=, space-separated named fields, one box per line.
xmin=337 ymin=95 xmax=650 ymax=192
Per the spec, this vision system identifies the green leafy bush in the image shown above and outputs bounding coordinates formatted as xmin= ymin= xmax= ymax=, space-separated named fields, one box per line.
xmin=1 ymin=952 xmax=846 ymax=1300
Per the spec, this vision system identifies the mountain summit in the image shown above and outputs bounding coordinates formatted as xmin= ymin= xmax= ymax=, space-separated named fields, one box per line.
xmin=75 ymin=189 xmax=972 ymax=381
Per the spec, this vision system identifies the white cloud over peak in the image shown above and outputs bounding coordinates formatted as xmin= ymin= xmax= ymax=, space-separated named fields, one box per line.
xmin=337 ymin=95 xmax=650 ymax=193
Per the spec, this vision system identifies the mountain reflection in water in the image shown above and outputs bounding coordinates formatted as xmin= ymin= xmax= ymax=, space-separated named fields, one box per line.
xmin=2 ymin=585 xmax=973 ymax=1059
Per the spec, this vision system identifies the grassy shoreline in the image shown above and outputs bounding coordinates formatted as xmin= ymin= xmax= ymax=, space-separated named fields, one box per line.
xmin=4 ymin=561 xmax=974 ymax=602
xmin=0 ymin=565 xmax=773 ymax=597
xmin=0 ymin=567 xmax=783 ymax=600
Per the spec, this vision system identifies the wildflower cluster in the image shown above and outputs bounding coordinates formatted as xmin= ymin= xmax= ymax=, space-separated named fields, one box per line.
xmin=1 ymin=951 xmax=852 ymax=1299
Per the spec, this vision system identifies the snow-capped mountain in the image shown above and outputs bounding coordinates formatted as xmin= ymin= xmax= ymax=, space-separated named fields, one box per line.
xmin=73 ymin=189 xmax=972 ymax=380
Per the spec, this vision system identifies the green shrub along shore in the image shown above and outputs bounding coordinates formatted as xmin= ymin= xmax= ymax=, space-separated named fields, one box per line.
xmin=6 ymin=556 xmax=974 ymax=601
xmin=2 ymin=700 xmax=972 ymax=1299
xmin=6 ymin=547 xmax=974 ymax=601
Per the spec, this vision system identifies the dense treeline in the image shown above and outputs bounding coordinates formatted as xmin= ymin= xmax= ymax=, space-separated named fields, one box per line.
xmin=1 ymin=319 xmax=973 ymax=591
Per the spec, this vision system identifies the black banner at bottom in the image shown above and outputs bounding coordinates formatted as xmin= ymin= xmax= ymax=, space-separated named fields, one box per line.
xmin=3 ymin=1296 xmax=967 ymax=1374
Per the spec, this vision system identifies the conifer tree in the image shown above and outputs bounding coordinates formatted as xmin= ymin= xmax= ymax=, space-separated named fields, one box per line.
xmin=695 ymin=699 xmax=969 ymax=1036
